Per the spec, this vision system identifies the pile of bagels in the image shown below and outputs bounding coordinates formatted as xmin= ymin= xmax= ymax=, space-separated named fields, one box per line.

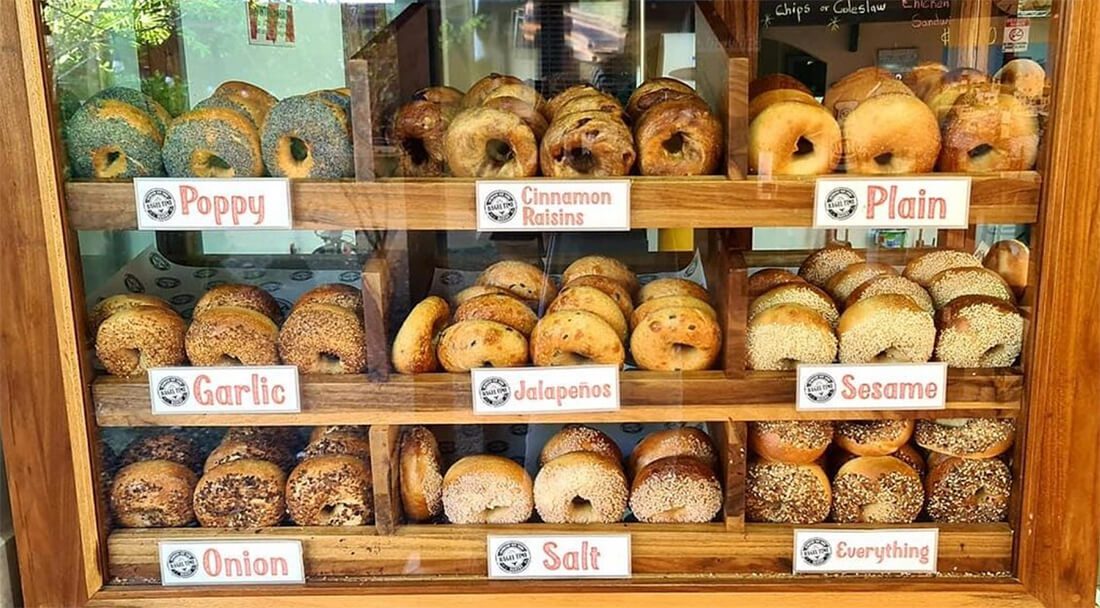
xmin=392 ymin=74 xmax=722 ymax=177
xmin=392 ymin=256 xmax=723 ymax=373
xmin=746 ymin=239 xmax=1027 ymax=370
xmin=746 ymin=417 xmax=1014 ymax=524
xmin=748 ymin=58 xmax=1043 ymax=175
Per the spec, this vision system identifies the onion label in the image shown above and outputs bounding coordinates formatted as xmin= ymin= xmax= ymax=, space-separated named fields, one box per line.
xmin=134 ymin=178 xmax=292 ymax=230
xmin=159 ymin=540 xmax=304 ymax=585
xmin=793 ymin=529 xmax=939 ymax=574
xmin=488 ymin=535 xmax=631 ymax=579
xmin=148 ymin=366 xmax=301 ymax=415
xmin=813 ymin=177 xmax=971 ymax=229
xmin=796 ymin=363 xmax=947 ymax=411
xmin=475 ymin=180 xmax=630 ymax=232
xmin=470 ymin=365 xmax=620 ymax=415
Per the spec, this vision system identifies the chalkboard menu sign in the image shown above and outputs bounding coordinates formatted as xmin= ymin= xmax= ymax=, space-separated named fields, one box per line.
xmin=760 ymin=0 xmax=952 ymax=27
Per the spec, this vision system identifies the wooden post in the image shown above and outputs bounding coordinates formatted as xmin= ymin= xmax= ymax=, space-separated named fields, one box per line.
xmin=695 ymin=2 xmax=748 ymax=179
xmin=361 ymin=255 xmax=392 ymax=380
xmin=948 ymin=0 xmax=994 ymax=71
xmin=369 ymin=425 xmax=404 ymax=535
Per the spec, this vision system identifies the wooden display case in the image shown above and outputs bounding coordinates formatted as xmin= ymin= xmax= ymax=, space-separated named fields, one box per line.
xmin=3 ymin=0 xmax=1100 ymax=607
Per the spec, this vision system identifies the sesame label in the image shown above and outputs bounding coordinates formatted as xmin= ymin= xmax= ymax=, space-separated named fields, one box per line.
xmin=813 ymin=177 xmax=970 ymax=229
xmin=159 ymin=540 xmax=304 ymax=585
xmin=795 ymin=363 xmax=947 ymax=411
xmin=793 ymin=529 xmax=938 ymax=574
xmin=475 ymin=180 xmax=630 ymax=232
xmin=134 ymin=178 xmax=292 ymax=230
xmin=470 ymin=366 xmax=620 ymax=415
xmin=487 ymin=535 xmax=631 ymax=579
xmin=148 ymin=366 xmax=300 ymax=415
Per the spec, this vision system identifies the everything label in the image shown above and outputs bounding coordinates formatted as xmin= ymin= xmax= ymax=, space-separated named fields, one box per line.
xmin=793 ymin=528 xmax=939 ymax=574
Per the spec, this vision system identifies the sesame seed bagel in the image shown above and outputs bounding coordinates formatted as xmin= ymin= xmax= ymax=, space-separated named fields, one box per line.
xmin=837 ymin=294 xmax=935 ymax=363
xmin=903 ymin=249 xmax=983 ymax=287
xmin=799 ymin=246 xmax=866 ymax=287
xmin=278 ymin=304 xmax=368 ymax=374
xmin=834 ymin=420 xmax=915 ymax=456
xmin=163 ymin=107 xmax=263 ymax=178
xmin=748 ymin=269 xmax=806 ymax=298
xmin=286 ymin=455 xmax=373 ymax=526
xmin=294 ymin=283 xmax=363 ymax=314
xmin=65 ymin=97 xmax=165 ymax=178
xmin=630 ymin=306 xmax=721 ymax=371
xmin=846 ymin=275 xmax=934 ymax=313
xmin=630 ymin=295 xmax=717 ymax=332
xmin=442 ymin=454 xmax=533 ymax=524
xmin=95 ymin=305 xmax=187 ymax=377
xmin=831 ymin=455 xmax=925 ymax=524
xmin=983 ymin=239 xmax=1030 ymax=299
xmin=936 ymin=295 xmax=1024 ymax=367
xmin=399 ymin=426 xmax=444 ymax=522
xmin=211 ymin=81 xmax=278 ymax=127
xmin=562 ymin=255 xmax=639 ymax=295
xmin=392 ymin=99 xmax=454 ymax=176
xmin=750 ymin=282 xmax=838 ymax=327
xmin=746 ymin=303 xmax=837 ymax=371
xmin=628 ymin=427 xmax=717 ymax=477
xmin=630 ymin=456 xmax=722 ymax=523
xmin=749 ymin=421 xmax=834 ymax=465
xmin=564 ymin=275 xmax=634 ymax=322
xmin=413 ymin=85 xmax=465 ymax=106
xmin=635 ymin=97 xmax=722 ymax=176
xmin=530 ymin=310 xmax=625 ymax=367
xmin=477 ymin=260 xmax=558 ymax=309
xmin=746 ymin=459 xmax=831 ymax=524
xmin=825 ymin=262 xmax=899 ymax=302
xmin=749 ymin=73 xmax=813 ymax=99
xmin=445 ymin=106 xmax=538 ymax=178
xmin=749 ymin=100 xmax=842 ymax=176
xmin=453 ymin=285 xmax=511 ymax=307
xmin=90 ymin=293 xmax=173 ymax=334
xmin=484 ymin=96 xmax=548 ymax=140
xmin=938 ymin=88 xmax=1039 ymax=172
xmin=301 ymin=432 xmax=372 ymax=464
xmin=462 ymin=73 xmax=526 ymax=108
xmin=925 ymin=456 xmax=1010 ymax=523
xmin=927 ymin=267 xmax=1015 ymax=309
xmin=637 ymin=277 xmax=709 ymax=304
xmin=894 ymin=443 xmax=928 ymax=477
xmin=119 ymin=433 xmax=203 ymax=472
xmin=261 ymin=94 xmax=353 ymax=178
xmin=541 ymin=110 xmax=636 ymax=177
xmin=456 ymin=293 xmax=539 ymax=336
xmin=534 ymin=451 xmax=628 ymax=524
xmin=204 ymin=437 xmax=296 ymax=473
xmin=195 ymin=284 xmax=280 ymax=322
xmin=915 ymin=417 xmax=1015 ymax=459
xmin=843 ymin=93 xmax=941 ymax=174
xmin=184 ymin=306 xmax=280 ymax=367
xmin=437 ymin=319 xmax=529 ymax=372
xmin=393 ymin=296 xmax=451 ymax=374
xmin=539 ymin=424 xmax=623 ymax=467
xmin=193 ymin=459 xmax=287 ymax=528
xmin=548 ymin=286 xmax=629 ymax=342
xmin=110 ymin=460 xmax=197 ymax=528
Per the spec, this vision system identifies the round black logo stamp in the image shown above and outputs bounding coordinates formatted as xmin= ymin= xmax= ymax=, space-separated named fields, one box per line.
xmin=148 ymin=251 xmax=171 ymax=271
xmin=123 ymin=273 xmax=145 ymax=293
xmin=165 ymin=549 xmax=198 ymax=578
xmin=143 ymin=188 xmax=176 ymax=222
xmin=440 ymin=270 xmax=464 ymax=286
xmin=484 ymin=190 xmax=517 ymax=223
xmin=155 ymin=277 xmax=181 ymax=289
xmin=800 ymin=537 xmax=832 ymax=567
xmin=495 ymin=541 xmax=531 ymax=574
xmin=803 ymin=373 xmax=836 ymax=404
xmin=824 ymin=187 xmax=858 ymax=221
xmin=157 ymin=376 xmax=189 ymax=407
xmin=478 ymin=377 xmax=511 ymax=408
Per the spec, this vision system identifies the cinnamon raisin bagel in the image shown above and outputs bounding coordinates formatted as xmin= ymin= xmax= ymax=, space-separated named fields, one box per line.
xmin=462 ymin=73 xmax=526 ymax=108
xmin=444 ymin=106 xmax=538 ymax=178
xmin=635 ymin=98 xmax=722 ymax=176
xmin=903 ymin=250 xmax=982 ymax=287
xmin=938 ymin=89 xmax=1039 ymax=172
xmin=749 ymin=282 xmax=838 ymax=327
xmin=278 ymin=303 xmax=367 ymax=374
xmin=630 ymin=306 xmax=721 ymax=371
xmin=286 ymin=455 xmax=373 ymax=526
xmin=541 ymin=110 xmax=635 ymax=177
xmin=184 ymin=306 xmax=280 ymax=367
xmin=454 ymin=293 xmax=538 ymax=336
xmin=843 ymin=94 xmax=941 ymax=174
xmin=846 ymin=275 xmax=934 ymax=313
xmin=193 ymin=459 xmax=287 ymax=528
xmin=935 ymin=295 xmax=1024 ymax=367
xmin=539 ymin=424 xmax=623 ymax=467
xmin=413 ymin=86 xmax=464 ymax=107
xmin=547 ymin=285 xmax=629 ymax=343
xmin=629 ymin=456 xmax=722 ymax=523
xmin=630 ymin=295 xmax=716 ymax=332
xmin=915 ymin=418 xmax=1015 ymax=459
xmin=392 ymin=99 xmax=454 ymax=177
xmin=746 ymin=459 xmax=831 ymax=524
xmin=479 ymin=82 xmax=547 ymax=117
xmin=399 ymin=426 xmax=444 ymax=522
xmin=393 ymin=296 xmax=451 ymax=374
xmin=194 ymin=283 xmax=280 ymax=322
xmin=561 ymin=255 xmax=638 ymax=294
xmin=799 ymin=246 xmax=866 ymax=287
xmin=110 ymin=460 xmax=197 ymax=528
xmin=927 ymin=267 xmax=1015 ymax=309
xmin=636 ymin=277 xmax=709 ymax=303
xmin=477 ymin=260 xmax=558 ymax=309
xmin=534 ymin=451 xmax=628 ymax=524
xmin=437 ymin=320 xmax=529 ymax=372
xmin=530 ymin=310 xmax=625 ymax=367
xmin=837 ymin=294 xmax=935 ymax=363
xmin=95 ymin=305 xmax=187 ymax=377
xmin=749 ymin=100 xmax=841 ymax=176
xmin=546 ymin=83 xmax=603 ymax=119
xmin=746 ymin=303 xmax=837 ymax=371
xmin=626 ymin=77 xmax=698 ymax=120
xmin=483 ymin=96 xmax=548 ymax=140
xmin=831 ymin=455 xmax=924 ymax=523
xmin=553 ymin=93 xmax=627 ymax=123
xmin=747 ymin=269 xmax=805 ymax=297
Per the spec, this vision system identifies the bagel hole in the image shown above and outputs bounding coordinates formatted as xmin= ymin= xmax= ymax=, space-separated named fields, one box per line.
xmin=862 ymin=502 xmax=894 ymax=521
xmin=288 ymin=137 xmax=310 ymax=163
xmin=874 ymin=152 xmax=894 ymax=166
xmin=968 ymin=143 xmax=995 ymax=158
xmin=872 ymin=347 xmax=907 ymax=363
xmin=662 ymin=132 xmax=685 ymax=154
xmin=484 ymin=505 xmax=513 ymax=522
xmin=485 ymin=139 xmax=515 ymax=165
xmin=92 ymin=146 xmax=128 ymax=177
xmin=315 ymin=352 xmax=344 ymax=373
xmin=793 ymin=136 xmax=815 ymax=157
xmin=981 ymin=343 xmax=1010 ymax=362
xmin=193 ymin=150 xmax=235 ymax=178
xmin=567 ymin=146 xmax=596 ymax=172
xmin=570 ymin=496 xmax=595 ymax=520
xmin=402 ymin=137 xmax=430 ymax=165
xmin=777 ymin=357 xmax=800 ymax=370
xmin=215 ymin=354 xmax=244 ymax=366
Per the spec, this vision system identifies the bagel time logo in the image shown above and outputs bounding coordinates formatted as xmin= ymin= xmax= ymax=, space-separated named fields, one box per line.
xmin=165 ymin=549 xmax=199 ymax=578
xmin=824 ymin=187 xmax=858 ymax=220
xmin=478 ymin=376 xmax=511 ymax=408
xmin=484 ymin=190 xmax=518 ymax=223
xmin=494 ymin=541 xmax=531 ymax=574
xmin=803 ymin=373 xmax=836 ymax=404
xmin=157 ymin=376 xmax=190 ymax=407
xmin=800 ymin=537 xmax=832 ymax=567
xmin=142 ymin=187 xmax=177 ymax=221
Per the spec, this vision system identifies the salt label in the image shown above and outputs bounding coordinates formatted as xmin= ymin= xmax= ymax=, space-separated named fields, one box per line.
xmin=488 ymin=535 xmax=631 ymax=579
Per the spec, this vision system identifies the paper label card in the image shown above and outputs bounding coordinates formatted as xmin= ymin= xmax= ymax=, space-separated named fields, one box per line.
xmin=488 ymin=535 xmax=631 ymax=579
xmin=475 ymin=180 xmax=630 ymax=232
xmin=159 ymin=540 xmax=305 ymax=585
xmin=148 ymin=366 xmax=301 ymax=415
xmin=813 ymin=177 xmax=971 ymax=229
xmin=796 ymin=363 xmax=947 ymax=411
xmin=470 ymin=365 xmax=620 ymax=414
xmin=134 ymin=178 xmax=292 ymax=230
xmin=793 ymin=529 xmax=939 ymax=574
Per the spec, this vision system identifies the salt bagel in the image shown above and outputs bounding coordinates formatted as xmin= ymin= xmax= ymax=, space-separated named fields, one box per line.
xmin=540 ymin=110 xmax=635 ymax=177
xmin=637 ymin=278 xmax=709 ymax=304
xmin=547 ymin=285 xmax=629 ymax=343
xmin=286 ymin=455 xmax=373 ymax=526
xmin=629 ymin=456 xmax=723 ymax=523
xmin=454 ymin=293 xmax=538 ymax=336
xmin=392 ymin=99 xmax=454 ymax=176
xmin=749 ymin=73 xmax=813 ymax=100
xmin=630 ymin=295 xmax=717 ymax=332
xmin=444 ymin=106 xmax=538 ymax=177
xmin=399 ymin=426 xmax=444 ymax=522
xmin=837 ymin=294 xmax=935 ymax=363
xmin=824 ymin=262 xmax=899 ymax=302
xmin=846 ymin=275 xmax=934 ymax=313
xmin=90 ymin=293 xmax=173 ymax=334
xmin=110 ymin=460 xmax=197 ymax=528
xmin=749 ymin=282 xmax=838 ymax=327
xmin=630 ymin=306 xmax=721 ymax=371
xmin=184 ymin=306 xmax=280 ymax=366
xmin=193 ymin=459 xmax=287 ymax=528
xmin=831 ymin=456 xmax=924 ymax=523
xmin=798 ymin=246 xmax=865 ymax=287
xmin=634 ymin=98 xmax=722 ymax=176
xmin=563 ymin=275 xmax=634 ymax=322
xmin=393 ymin=296 xmax=451 ymax=374
xmin=915 ymin=418 xmax=1015 ymax=459
xmin=935 ymin=295 xmax=1024 ymax=367
xmin=162 ymin=107 xmax=263 ymax=177
xmin=95 ymin=305 xmax=187 ymax=377
xmin=442 ymin=454 xmax=533 ymax=524
xmin=938 ymin=89 xmax=1039 ymax=172
xmin=561 ymin=255 xmax=639 ymax=294
xmin=530 ymin=310 xmax=625 ymax=367
xmin=278 ymin=303 xmax=367 ymax=374
xmin=927 ymin=267 xmax=1015 ymax=309
xmin=746 ymin=459 xmax=831 ymax=524
xmin=843 ymin=94 xmax=941 ymax=174
xmin=437 ymin=319 xmax=529 ymax=372
xmin=746 ymin=303 xmax=837 ymax=371
xmin=747 ymin=269 xmax=805 ymax=297
xmin=194 ymin=283 xmax=280 ymax=322
xmin=477 ymin=260 xmax=558 ymax=309
xmin=834 ymin=420 xmax=915 ymax=456
xmin=539 ymin=424 xmax=623 ymax=467
xmin=628 ymin=427 xmax=717 ymax=477
xmin=903 ymin=250 xmax=982 ymax=287
xmin=626 ymin=77 xmax=697 ymax=120
xmin=534 ymin=451 xmax=628 ymax=524
xmin=749 ymin=100 xmax=841 ymax=176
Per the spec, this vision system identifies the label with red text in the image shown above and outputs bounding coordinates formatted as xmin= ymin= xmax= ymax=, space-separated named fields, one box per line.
xmin=813 ymin=177 xmax=970 ymax=229
xmin=159 ymin=540 xmax=304 ymax=585
xmin=793 ymin=529 xmax=938 ymax=574
xmin=148 ymin=366 xmax=300 ymax=415
xmin=475 ymin=180 xmax=630 ymax=232
xmin=488 ymin=535 xmax=631 ymax=579
xmin=796 ymin=363 xmax=947 ymax=411
xmin=470 ymin=365 xmax=620 ymax=415
xmin=134 ymin=178 xmax=292 ymax=230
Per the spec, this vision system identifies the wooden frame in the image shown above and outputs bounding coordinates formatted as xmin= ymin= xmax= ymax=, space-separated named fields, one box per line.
xmin=3 ymin=1 xmax=1100 ymax=607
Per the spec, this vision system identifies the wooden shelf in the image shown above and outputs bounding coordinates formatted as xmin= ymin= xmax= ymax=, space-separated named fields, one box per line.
xmin=92 ymin=369 xmax=1022 ymax=426
xmin=65 ymin=172 xmax=1040 ymax=231
xmin=105 ymin=522 xmax=1013 ymax=584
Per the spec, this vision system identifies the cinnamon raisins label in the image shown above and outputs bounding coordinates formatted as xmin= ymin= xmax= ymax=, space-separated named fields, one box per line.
xmin=134 ymin=178 xmax=292 ymax=230
xmin=793 ymin=529 xmax=939 ymax=574
xmin=813 ymin=177 xmax=971 ymax=229
xmin=795 ymin=363 xmax=947 ymax=411
xmin=159 ymin=540 xmax=304 ymax=585
xmin=475 ymin=180 xmax=631 ymax=232
xmin=470 ymin=366 xmax=620 ymax=414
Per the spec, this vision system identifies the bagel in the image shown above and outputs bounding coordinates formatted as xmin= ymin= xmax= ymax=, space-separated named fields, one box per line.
xmin=204 ymin=438 xmax=295 ymax=473
xmin=748 ymin=420 xmax=834 ymax=465
xmin=636 ymin=277 xmax=709 ymax=304
xmin=552 ymin=93 xmax=627 ymax=123
xmin=539 ymin=424 xmax=623 ymax=467
xmin=541 ymin=110 xmax=635 ymax=176
xmin=278 ymin=303 xmax=368 ymax=374
xmin=534 ymin=451 xmax=628 ymax=523
xmin=746 ymin=303 xmax=837 ymax=371
xmin=834 ymin=420 xmax=915 ymax=456
xmin=630 ymin=306 xmax=721 ymax=371
xmin=454 ymin=293 xmax=538 ymax=336
xmin=209 ymin=81 xmax=278 ymax=127
xmin=935 ymin=295 xmax=1024 ymax=367
xmin=938 ymin=89 xmax=1039 ymax=172
xmin=546 ymin=83 xmax=604 ymax=119
xmin=843 ymin=94 xmax=941 ymax=174
xmin=831 ymin=456 xmax=924 ymax=523
xmin=629 ymin=456 xmax=723 ymax=523
xmin=194 ymin=283 xmax=280 ymax=322
xmin=547 ymin=285 xmax=629 ymax=342
xmin=301 ymin=432 xmax=372 ymax=463
xmin=837 ymin=294 xmax=935 ymax=363
xmin=563 ymin=274 xmax=634 ymax=322
xmin=89 ymin=293 xmax=173 ymax=334
xmin=442 ymin=454 xmax=533 ymax=524
xmin=184 ymin=306 xmax=280 ymax=366
xmin=799 ymin=246 xmax=865 ymax=287
xmin=846 ymin=275 xmax=934 ymax=313
xmin=749 ymin=73 xmax=813 ymax=99
xmin=95 ymin=305 xmax=187 ymax=377
xmin=749 ymin=100 xmax=841 ymax=176
xmin=925 ymin=456 xmax=1010 ymax=523
xmin=630 ymin=295 xmax=716 ymax=332
xmin=902 ymin=61 xmax=949 ymax=100
xmin=479 ymin=82 xmax=548 ymax=117
xmin=746 ymin=459 xmax=831 ymax=523
xmin=561 ymin=255 xmax=638 ymax=294
xmin=983 ymin=239 xmax=1030 ymax=299
xmin=924 ymin=67 xmax=990 ymax=119
xmin=261 ymin=94 xmax=353 ymax=178
xmin=462 ymin=73 xmax=526 ymax=108
xmin=309 ymin=425 xmax=366 ymax=444
xmin=392 ymin=99 xmax=454 ymax=176
xmin=927 ymin=267 xmax=1015 ymax=309
xmin=444 ymin=106 xmax=538 ymax=177
xmin=824 ymin=262 xmax=899 ymax=302
xmin=399 ymin=426 xmax=444 ymax=522
xmin=748 ymin=269 xmax=805 ymax=297
xmin=995 ymin=58 xmax=1046 ymax=102
xmin=626 ymin=77 xmax=697 ymax=120
xmin=110 ymin=460 xmax=197 ymax=528
xmin=64 ymin=94 xmax=165 ymax=178
xmin=193 ymin=459 xmax=287 ymax=528
xmin=477 ymin=260 xmax=558 ymax=308
xmin=437 ymin=320 xmax=529 ymax=372
xmin=748 ymin=88 xmax=817 ymax=122
xmin=903 ymin=250 xmax=982 ymax=287
xmin=826 ymin=75 xmax=912 ymax=124
xmin=453 ymin=285 xmax=511 ymax=306
xmin=286 ymin=455 xmax=373 ymax=526
xmin=412 ymin=86 xmax=464 ymax=106
xmin=635 ymin=98 xmax=722 ymax=175
xmin=823 ymin=66 xmax=894 ymax=115
xmin=915 ymin=418 xmax=1015 ymax=459
xmin=530 ymin=310 xmax=625 ymax=367
xmin=85 ymin=86 xmax=171 ymax=135
xmin=162 ymin=107 xmax=263 ymax=178
xmin=483 ymin=95 xmax=548 ymax=140
xmin=119 ymin=433 xmax=203 ymax=472
xmin=749 ymin=282 xmax=838 ymax=327
xmin=392 ymin=296 xmax=451 ymax=374
xmin=293 ymin=283 xmax=363 ymax=314
xmin=627 ymin=427 xmax=717 ymax=477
